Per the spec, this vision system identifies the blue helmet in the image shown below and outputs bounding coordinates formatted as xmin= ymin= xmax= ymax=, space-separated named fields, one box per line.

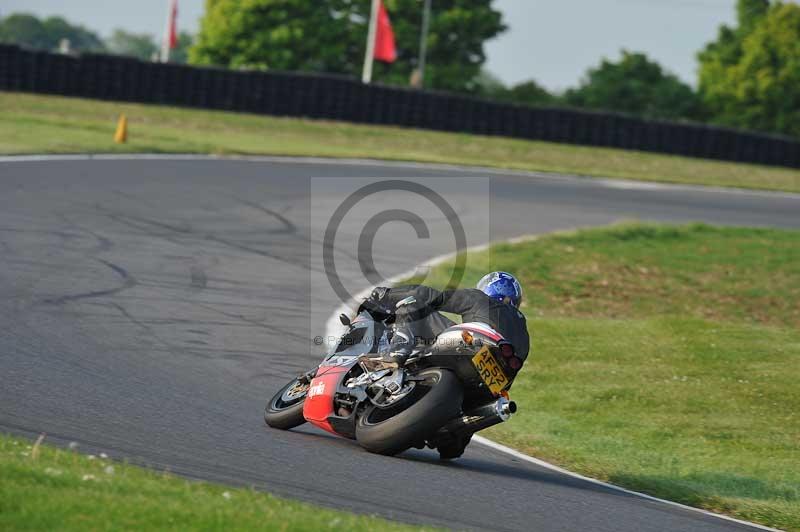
xmin=477 ymin=271 xmax=523 ymax=308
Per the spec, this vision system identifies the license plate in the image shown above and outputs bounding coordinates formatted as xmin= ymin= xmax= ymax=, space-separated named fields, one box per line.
xmin=472 ymin=346 xmax=509 ymax=395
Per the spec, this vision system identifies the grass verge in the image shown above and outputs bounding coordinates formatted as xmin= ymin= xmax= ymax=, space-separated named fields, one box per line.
xmin=407 ymin=223 xmax=800 ymax=530
xmin=2 ymin=92 xmax=800 ymax=193
xmin=0 ymin=433 xmax=425 ymax=531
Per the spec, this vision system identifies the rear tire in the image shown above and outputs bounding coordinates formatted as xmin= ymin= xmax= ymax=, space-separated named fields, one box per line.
xmin=264 ymin=378 xmax=308 ymax=430
xmin=356 ymin=368 xmax=462 ymax=456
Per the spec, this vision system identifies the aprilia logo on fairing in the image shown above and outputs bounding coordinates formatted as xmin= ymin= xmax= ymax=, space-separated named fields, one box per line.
xmin=308 ymin=382 xmax=326 ymax=397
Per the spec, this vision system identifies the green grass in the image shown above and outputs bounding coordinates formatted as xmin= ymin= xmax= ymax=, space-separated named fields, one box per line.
xmin=408 ymin=223 xmax=800 ymax=530
xmin=2 ymin=92 xmax=800 ymax=193
xmin=0 ymin=434 xmax=427 ymax=531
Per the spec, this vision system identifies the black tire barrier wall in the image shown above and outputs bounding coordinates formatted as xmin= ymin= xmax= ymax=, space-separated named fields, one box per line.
xmin=1 ymin=44 xmax=798 ymax=168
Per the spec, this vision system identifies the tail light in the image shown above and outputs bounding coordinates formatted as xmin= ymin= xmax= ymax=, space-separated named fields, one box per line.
xmin=499 ymin=342 xmax=514 ymax=358
xmin=499 ymin=342 xmax=521 ymax=370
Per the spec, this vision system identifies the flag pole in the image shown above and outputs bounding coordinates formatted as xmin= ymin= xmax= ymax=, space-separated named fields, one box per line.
xmin=417 ymin=0 xmax=432 ymax=88
xmin=362 ymin=0 xmax=380 ymax=83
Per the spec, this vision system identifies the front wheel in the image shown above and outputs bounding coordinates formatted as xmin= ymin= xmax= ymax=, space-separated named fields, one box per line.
xmin=355 ymin=368 xmax=463 ymax=456
xmin=264 ymin=377 xmax=309 ymax=430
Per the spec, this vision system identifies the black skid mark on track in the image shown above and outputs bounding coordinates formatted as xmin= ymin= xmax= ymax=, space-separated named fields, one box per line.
xmin=41 ymin=259 xmax=136 ymax=305
xmin=232 ymin=197 xmax=298 ymax=235
xmin=102 ymin=212 xmax=186 ymax=246
xmin=203 ymin=234 xmax=320 ymax=273
xmin=104 ymin=209 xmax=318 ymax=272
xmin=184 ymin=339 xmax=209 ymax=346
xmin=111 ymin=211 xmax=192 ymax=235
xmin=0 ymin=226 xmax=83 ymax=245
xmin=194 ymin=302 xmax=309 ymax=343
xmin=104 ymin=303 xmax=233 ymax=363
xmin=190 ymin=265 xmax=207 ymax=289
xmin=1 ymin=213 xmax=114 ymax=255
xmin=57 ymin=214 xmax=115 ymax=253
xmin=234 ymin=196 xmax=361 ymax=263
xmin=106 ymin=302 xmax=174 ymax=352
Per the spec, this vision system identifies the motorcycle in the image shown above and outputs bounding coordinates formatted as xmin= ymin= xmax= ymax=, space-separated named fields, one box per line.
xmin=264 ymin=301 xmax=522 ymax=459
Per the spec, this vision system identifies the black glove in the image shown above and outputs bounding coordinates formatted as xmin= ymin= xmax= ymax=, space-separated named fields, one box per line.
xmin=357 ymin=287 xmax=395 ymax=322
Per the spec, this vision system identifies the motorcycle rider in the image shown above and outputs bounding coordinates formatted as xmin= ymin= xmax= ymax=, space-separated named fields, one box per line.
xmin=362 ymin=271 xmax=529 ymax=367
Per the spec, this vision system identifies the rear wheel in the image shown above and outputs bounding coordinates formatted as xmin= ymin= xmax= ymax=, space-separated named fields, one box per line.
xmin=264 ymin=378 xmax=308 ymax=430
xmin=355 ymin=368 xmax=462 ymax=456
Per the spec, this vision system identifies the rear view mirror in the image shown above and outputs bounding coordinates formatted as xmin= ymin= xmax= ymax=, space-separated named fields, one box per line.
xmin=339 ymin=314 xmax=351 ymax=326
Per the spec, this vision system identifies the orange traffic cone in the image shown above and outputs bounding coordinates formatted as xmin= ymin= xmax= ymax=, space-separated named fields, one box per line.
xmin=114 ymin=114 xmax=128 ymax=144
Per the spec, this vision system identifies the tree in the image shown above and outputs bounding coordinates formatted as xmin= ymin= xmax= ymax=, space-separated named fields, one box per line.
xmin=736 ymin=0 xmax=770 ymax=33
xmin=698 ymin=3 xmax=800 ymax=136
xmin=190 ymin=0 xmax=506 ymax=93
xmin=472 ymin=72 xmax=556 ymax=107
xmin=0 ymin=13 xmax=104 ymax=52
xmin=697 ymin=0 xmax=769 ymax=68
xmin=106 ymin=30 xmax=159 ymax=61
xmin=497 ymin=79 xmax=555 ymax=107
xmin=697 ymin=0 xmax=769 ymax=117
xmin=41 ymin=16 xmax=105 ymax=52
xmin=105 ymin=30 xmax=193 ymax=63
xmin=471 ymin=69 xmax=507 ymax=98
xmin=563 ymin=50 xmax=703 ymax=120
xmin=170 ymin=32 xmax=194 ymax=64
xmin=0 ymin=14 xmax=51 ymax=49
xmin=451 ymin=69 xmax=556 ymax=107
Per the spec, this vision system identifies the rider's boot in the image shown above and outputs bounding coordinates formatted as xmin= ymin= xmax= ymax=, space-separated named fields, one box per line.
xmin=360 ymin=327 xmax=414 ymax=370
xmin=359 ymin=295 xmax=419 ymax=371
xmin=384 ymin=327 xmax=415 ymax=366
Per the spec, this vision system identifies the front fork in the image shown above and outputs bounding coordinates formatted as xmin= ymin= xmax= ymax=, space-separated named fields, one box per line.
xmin=297 ymin=368 xmax=318 ymax=385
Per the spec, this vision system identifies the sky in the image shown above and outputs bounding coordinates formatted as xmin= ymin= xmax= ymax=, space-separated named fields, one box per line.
xmin=0 ymin=0 xmax=744 ymax=91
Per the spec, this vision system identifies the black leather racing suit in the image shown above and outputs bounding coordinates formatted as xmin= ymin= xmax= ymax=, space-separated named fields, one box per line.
xmin=368 ymin=285 xmax=530 ymax=363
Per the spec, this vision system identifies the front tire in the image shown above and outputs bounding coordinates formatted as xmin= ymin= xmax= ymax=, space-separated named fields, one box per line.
xmin=264 ymin=378 xmax=308 ymax=430
xmin=355 ymin=368 xmax=463 ymax=456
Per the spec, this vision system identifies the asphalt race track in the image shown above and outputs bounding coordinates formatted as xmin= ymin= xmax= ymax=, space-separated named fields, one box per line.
xmin=1 ymin=156 xmax=798 ymax=531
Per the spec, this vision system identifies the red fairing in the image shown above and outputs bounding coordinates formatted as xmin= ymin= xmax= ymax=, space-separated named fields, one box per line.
xmin=303 ymin=365 xmax=349 ymax=434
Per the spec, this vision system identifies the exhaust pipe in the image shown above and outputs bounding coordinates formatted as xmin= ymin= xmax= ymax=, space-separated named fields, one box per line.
xmin=438 ymin=397 xmax=517 ymax=437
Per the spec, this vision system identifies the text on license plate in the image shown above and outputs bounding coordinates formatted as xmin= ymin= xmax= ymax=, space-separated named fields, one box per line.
xmin=472 ymin=346 xmax=508 ymax=395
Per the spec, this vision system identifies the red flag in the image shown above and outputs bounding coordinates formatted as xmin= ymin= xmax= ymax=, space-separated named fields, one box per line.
xmin=167 ymin=0 xmax=178 ymax=49
xmin=374 ymin=1 xmax=396 ymax=63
